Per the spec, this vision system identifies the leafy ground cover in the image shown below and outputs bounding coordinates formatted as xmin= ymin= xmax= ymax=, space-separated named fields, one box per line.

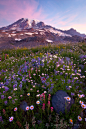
xmin=0 ymin=42 xmax=86 ymax=129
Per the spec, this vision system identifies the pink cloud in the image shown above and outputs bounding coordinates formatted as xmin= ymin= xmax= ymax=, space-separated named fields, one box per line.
xmin=57 ymin=14 xmax=78 ymax=26
xmin=0 ymin=0 xmax=47 ymax=24
xmin=44 ymin=12 xmax=78 ymax=28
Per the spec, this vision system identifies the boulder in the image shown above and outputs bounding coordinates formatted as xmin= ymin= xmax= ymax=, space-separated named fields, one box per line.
xmin=51 ymin=90 xmax=74 ymax=115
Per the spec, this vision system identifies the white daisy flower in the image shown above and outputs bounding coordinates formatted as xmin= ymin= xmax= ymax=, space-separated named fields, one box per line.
xmin=37 ymin=90 xmax=39 ymax=92
xmin=81 ymin=104 xmax=86 ymax=109
xmin=26 ymin=106 xmax=29 ymax=110
xmin=78 ymin=116 xmax=82 ymax=121
xmin=36 ymin=94 xmax=40 ymax=97
xmin=27 ymin=93 xmax=30 ymax=96
xmin=44 ymin=91 xmax=47 ymax=93
xmin=14 ymin=107 xmax=17 ymax=111
xmin=8 ymin=96 xmax=12 ymax=99
xmin=36 ymin=100 xmax=40 ymax=105
xmin=14 ymin=88 xmax=17 ymax=91
xmin=9 ymin=116 xmax=14 ymax=122
xmin=69 ymin=119 xmax=73 ymax=124
xmin=30 ymin=105 xmax=34 ymax=110
xmin=79 ymin=100 xmax=84 ymax=105
xmin=78 ymin=94 xmax=83 ymax=98
xmin=64 ymin=96 xmax=71 ymax=101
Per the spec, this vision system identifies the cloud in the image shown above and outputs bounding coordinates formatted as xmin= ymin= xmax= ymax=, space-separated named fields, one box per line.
xmin=44 ymin=11 xmax=78 ymax=27
xmin=0 ymin=0 xmax=47 ymax=25
xmin=57 ymin=14 xmax=78 ymax=25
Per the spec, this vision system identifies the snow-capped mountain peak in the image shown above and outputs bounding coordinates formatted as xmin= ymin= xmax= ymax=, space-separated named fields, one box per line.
xmin=0 ymin=18 xmax=86 ymax=39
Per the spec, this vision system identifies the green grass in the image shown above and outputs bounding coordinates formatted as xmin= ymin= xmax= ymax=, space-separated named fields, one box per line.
xmin=0 ymin=42 xmax=86 ymax=129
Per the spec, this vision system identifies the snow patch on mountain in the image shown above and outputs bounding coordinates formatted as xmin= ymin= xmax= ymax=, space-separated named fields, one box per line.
xmin=13 ymin=24 xmax=17 ymax=27
xmin=27 ymin=19 xmax=33 ymax=27
xmin=15 ymin=38 xmax=21 ymax=41
xmin=40 ymin=32 xmax=45 ymax=35
xmin=8 ymin=34 xmax=11 ymax=37
xmin=25 ymin=32 xmax=33 ymax=35
xmin=23 ymin=18 xmax=40 ymax=27
xmin=38 ymin=30 xmax=44 ymax=31
xmin=46 ymin=28 xmax=72 ymax=37
xmin=46 ymin=39 xmax=53 ymax=42
xmin=11 ymin=27 xmax=16 ymax=30
xmin=11 ymin=34 xmax=16 ymax=36
xmin=12 ymin=31 xmax=16 ymax=33
xmin=34 ymin=32 xmax=38 ymax=34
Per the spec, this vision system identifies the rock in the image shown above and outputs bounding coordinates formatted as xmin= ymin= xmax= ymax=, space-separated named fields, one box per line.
xmin=19 ymin=101 xmax=28 ymax=112
xmin=51 ymin=90 xmax=74 ymax=115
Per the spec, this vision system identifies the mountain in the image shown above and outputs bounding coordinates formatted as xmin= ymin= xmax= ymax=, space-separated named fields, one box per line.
xmin=0 ymin=18 xmax=86 ymax=50
xmin=61 ymin=28 xmax=86 ymax=38
xmin=0 ymin=18 xmax=85 ymax=37
xmin=0 ymin=18 xmax=45 ymax=31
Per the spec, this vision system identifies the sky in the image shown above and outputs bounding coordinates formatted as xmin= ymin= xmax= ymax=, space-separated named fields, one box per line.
xmin=0 ymin=0 xmax=86 ymax=34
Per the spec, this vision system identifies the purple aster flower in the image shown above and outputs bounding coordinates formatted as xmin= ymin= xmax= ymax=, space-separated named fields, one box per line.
xmin=37 ymin=120 xmax=42 ymax=124
xmin=50 ymin=79 xmax=52 ymax=82
xmin=19 ymin=84 xmax=22 ymax=89
xmin=80 ymin=81 xmax=83 ymax=84
xmin=68 ymin=79 xmax=71 ymax=83
xmin=66 ymin=86 xmax=70 ymax=90
xmin=45 ymin=83 xmax=47 ymax=86
xmin=79 ymin=90 xmax=82 ymax=93
xmin=63 ymin=65 xmax=65 ymax=69
xmin=13 ymin=85 xmax=16 ymax=89
xmin=48 ymin=86 xmax=54 ymax=93
xmin=76 ymin=80 xmax=79 ymax=83
xmin=4 ymin=80 xmax=9 ymax=85
xmin=79 ymin=55 xmax=84 ymax=59
xmin=55 ymin=71 xmax=57 ymax=75
xmin=3 ymin=91 xmax=6 ymax=94
xmin=1 ymin=95 xmax=4 ymax=99
xmin=51 ymin=83 xmax=54 ymax=86
xmin=70 ymin=62 xmax=73 ymax=66
xmin=76 ymin=86 xmax=79 ymax=89
xmin=75 ymin=70 xmax=77 ymax=74
xmin=12 ymin=100 xmax=15 ymax=104
xmin=0 ymin=116 xmax=3 ymax=122
xmin=0 ymin=84 xmax=2 ymax=87
xmin=47 ymin=82 xmax=50 ymax=86
xmin=70 ymin=75 xmax=72 ymax=79
xmin=4 ymin=86 xmax=9 ymax=92
xmin=72 ymin=79 xmax=74 ymax=83
xmin=71 ymin=92 xmax=75 ymax=96
xmin=42 ymin=80 xmax=45 ymax=83
xmin=60 ymin=72 xmax=63 ymax=75
xmin=4 ymin=100 xmax=8 ymax=105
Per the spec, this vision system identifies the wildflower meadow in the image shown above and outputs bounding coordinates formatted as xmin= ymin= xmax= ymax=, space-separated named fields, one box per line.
xmin=0 ymin=42 xmax=86 ymax=129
